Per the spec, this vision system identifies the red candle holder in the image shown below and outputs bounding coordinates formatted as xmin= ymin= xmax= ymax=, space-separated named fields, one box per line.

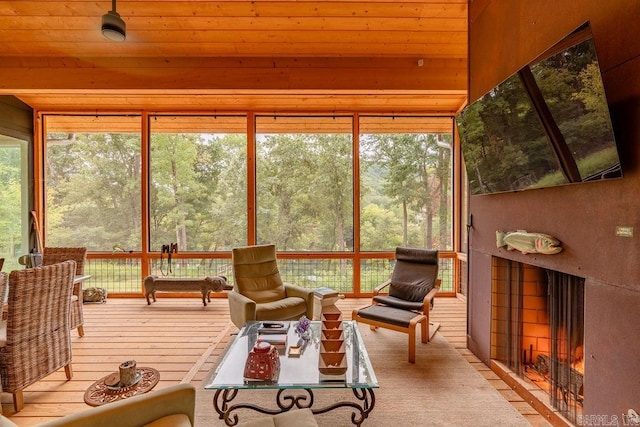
xmin=243 ymin=341 xmax=280 ymax=381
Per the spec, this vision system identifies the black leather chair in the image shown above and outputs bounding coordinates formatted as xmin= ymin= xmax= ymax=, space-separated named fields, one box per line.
xmin=353 ymin=247 xmax=440 ymax=363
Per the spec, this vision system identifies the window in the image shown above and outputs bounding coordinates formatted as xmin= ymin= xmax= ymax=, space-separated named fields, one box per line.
xmin=360 ymin=116 xmax=453 ymax=251
xmin=39 ymin=113 xmax=458 ymax=296
xmin=44 ymin=115 xmax=142 ymax=251
xmin=255 ymin=116 xmax=353 ymax=251
xmin=0 ymin=134 xmax=28 ymax=271
xmin=149 ymin=115 xmax=247 ymax=252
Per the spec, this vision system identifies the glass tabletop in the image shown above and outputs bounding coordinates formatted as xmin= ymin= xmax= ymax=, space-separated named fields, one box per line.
xmin=204 ymin=320 xmax=378 ymax=390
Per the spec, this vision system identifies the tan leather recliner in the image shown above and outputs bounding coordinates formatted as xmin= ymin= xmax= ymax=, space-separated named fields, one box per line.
xmin=228 ymin=244 xmax=314 ymax=329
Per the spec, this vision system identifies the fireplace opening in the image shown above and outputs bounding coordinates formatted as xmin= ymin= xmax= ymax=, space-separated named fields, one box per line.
xmin=491 ymin=258 xmax=584 ymax=424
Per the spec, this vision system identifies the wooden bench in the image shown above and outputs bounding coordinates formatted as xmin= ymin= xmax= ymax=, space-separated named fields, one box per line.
xmin=143 ymin=275 xmax=231 ymax=306
xmin=353 ymin=304 xmax=428 ymax=363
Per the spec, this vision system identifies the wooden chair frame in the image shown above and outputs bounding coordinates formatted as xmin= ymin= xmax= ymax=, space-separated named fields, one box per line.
xmin=353 ymin=278 xmax=441 ymax=363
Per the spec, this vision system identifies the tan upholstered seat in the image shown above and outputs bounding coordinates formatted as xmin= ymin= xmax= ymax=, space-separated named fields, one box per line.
xmin=0 ymin=383 xmax=196 ymax=426
xmin=228 ymin=244 xmax=314 ymax=329
xmin=238 ymin=408 xmax=318 ymax=427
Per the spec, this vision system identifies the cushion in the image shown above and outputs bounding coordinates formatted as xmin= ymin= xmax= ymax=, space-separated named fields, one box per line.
xmin=395 ymin=247 xmax=438 ymax=264
xmin=0 ymin=318 xmax=6 ymax=347
xmin=273 ymin=409 xmax=318 ymax=427
xmin=255 ymin=297 xmax=307 ymax=320
xmin=0 ymin=415 xmax=18 ymax=427
xmin=233 ymin=245 xmax=287 ymax=303
xmin=356 ymin=304 xmax=424 ymax=328
xmin=238 ymin=417 xmax=276 ymax=427
xmin=372 ymin=295 xmax=424 ymax=311
xmin=388 ymin=248 xmax=438 ymax=302
xmin=143 ymin=414 xmax=192 ymax=427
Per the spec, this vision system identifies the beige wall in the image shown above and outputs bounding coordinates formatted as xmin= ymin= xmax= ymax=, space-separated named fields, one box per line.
xmin=467 ymin=0 xmax=640 ymax=419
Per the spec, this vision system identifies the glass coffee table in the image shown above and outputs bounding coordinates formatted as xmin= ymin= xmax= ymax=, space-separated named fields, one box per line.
xmin=204 ymin=320 xmax=378 ymax=426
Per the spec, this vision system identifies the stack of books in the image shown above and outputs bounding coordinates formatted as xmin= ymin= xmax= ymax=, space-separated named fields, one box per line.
xmin=256 ymin=321 xmax=290 ymax=354
xmin=257 ymin=332 xmax=288 ymax=354
xmin=257 ymin=321 xmax=290 ymax=334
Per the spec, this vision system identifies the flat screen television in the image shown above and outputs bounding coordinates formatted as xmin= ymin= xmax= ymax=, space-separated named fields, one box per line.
xmin=456 ymin=23 xmax=622 ymax=195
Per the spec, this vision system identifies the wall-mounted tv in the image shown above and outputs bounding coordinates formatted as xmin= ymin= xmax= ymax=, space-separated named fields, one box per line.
xmin=456 ymin=23 xmax=622 ymax=195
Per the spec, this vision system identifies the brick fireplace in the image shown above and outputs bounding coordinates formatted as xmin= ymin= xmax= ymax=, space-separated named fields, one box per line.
xmin=491 ymin=257 xmax=584 ymax=424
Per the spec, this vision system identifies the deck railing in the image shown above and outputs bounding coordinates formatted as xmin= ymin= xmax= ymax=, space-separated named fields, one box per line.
xmin=84 ymin=252 xmax=458 ymax=296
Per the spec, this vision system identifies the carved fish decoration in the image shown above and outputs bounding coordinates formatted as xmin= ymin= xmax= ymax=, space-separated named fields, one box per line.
xmin=496 ymin=230 xmax=562 ymax=255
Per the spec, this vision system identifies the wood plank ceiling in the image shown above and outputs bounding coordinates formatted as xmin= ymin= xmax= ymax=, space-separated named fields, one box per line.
xmin=0 ymin=0 xmax=468 ymax=114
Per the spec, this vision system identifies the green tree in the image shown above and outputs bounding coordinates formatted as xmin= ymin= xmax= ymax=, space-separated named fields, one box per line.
xmin=257 ymin=132 xmax=353 ymax=251
xmin=150 ymin=133 xmax=203 ymax=251
xmin=47 ymin=132 xmax=141 ymax=251
xmin=0 ymin=146 xmax=23 ymax=263
xmin=361 ymin=132 xmax=449 ymax=249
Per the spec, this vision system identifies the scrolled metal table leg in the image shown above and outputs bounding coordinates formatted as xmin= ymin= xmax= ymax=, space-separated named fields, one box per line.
xmin=213 ymin=389 xmax=240 ymax=426
xmin=275 ymin=388 xmax=314 ymax=410
xmin=311 ymin=388 xmax=375 ymax=426
xmin=214 ymin=387 xmax=375 ymax=426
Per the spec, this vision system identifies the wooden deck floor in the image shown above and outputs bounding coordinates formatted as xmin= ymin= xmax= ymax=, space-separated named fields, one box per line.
xmin=1 ymin=296 xmax=550 ymax=426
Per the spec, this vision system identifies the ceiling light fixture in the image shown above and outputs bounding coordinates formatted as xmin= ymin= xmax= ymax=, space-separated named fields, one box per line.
xmin=101 ymin=0 xmax=126 ymax=42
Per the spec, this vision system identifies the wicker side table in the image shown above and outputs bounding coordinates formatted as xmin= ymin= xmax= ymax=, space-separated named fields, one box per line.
xmin=84 ymin=367 xmax=160 ymax=406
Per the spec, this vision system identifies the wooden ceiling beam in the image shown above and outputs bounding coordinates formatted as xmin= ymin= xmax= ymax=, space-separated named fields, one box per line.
xmin=0 ymin=2 xmax=466 ymax=19
xmin=0 ymin=57 xmax=466 ymax=92
xmin=20 ymin=92 xmax=467 ymax=114
xmin=43 ymin=113 xmax=455 ymax=133
xmin=0 ymin=16 xmax=466 ymax=32
xmin=1 ymin=42 xmax=466 ymax=58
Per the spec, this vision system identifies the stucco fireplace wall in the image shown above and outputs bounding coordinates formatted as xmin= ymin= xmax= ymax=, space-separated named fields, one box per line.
xmin=466 ymin=0 xmax=640 ymax=419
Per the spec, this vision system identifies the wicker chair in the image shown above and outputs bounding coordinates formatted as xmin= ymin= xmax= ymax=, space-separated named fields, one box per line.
xmin=42 ymin=247 xmax=87 ymax=337
xmin=0 ymin=271 xmax=7 ymax=310
xmin=0 ymin=261 xmax=76 ymax=412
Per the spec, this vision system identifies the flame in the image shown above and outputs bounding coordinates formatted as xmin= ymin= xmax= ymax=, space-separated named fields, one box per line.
xmin=573 ymin=345 xmax=584 ymax=374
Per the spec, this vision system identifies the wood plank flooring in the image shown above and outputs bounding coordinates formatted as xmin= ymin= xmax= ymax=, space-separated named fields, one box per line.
xmin=1 ymin=296 xmax=550 ymax=426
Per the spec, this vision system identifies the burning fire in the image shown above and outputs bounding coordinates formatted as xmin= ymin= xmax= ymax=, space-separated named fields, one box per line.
xmin=573 ymin=345 xmax=584 ymax=374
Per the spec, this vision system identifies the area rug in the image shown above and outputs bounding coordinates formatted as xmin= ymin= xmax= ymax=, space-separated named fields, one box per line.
xmin=195 ymin=324 xmax=529 ymax=426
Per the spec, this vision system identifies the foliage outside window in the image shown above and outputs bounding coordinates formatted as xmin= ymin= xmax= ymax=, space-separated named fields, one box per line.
xmin=149 ymin=115 xmax=247 ymax=252
xmin=0 ymin=135 xmax=28 ymax=271
xmin=360 ymin=117 xmax=453 ymax=251
xmin=39 ymin=113 xmax=458 ymax=295
xmin=255 ymin=116 xmax=353 ymax=251
xmin=45 ymin=115 xmax=142 ymax=251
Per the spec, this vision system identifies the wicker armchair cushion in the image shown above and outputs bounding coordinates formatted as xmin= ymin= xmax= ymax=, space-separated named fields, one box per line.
xmin=0 ymin=272 xmax=6 ymax=346
xmin=0 ymin=271 xmax=6 ymax=301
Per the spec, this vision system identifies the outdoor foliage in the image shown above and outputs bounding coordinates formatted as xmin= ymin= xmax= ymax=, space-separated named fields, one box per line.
xmin=0 ymin=144 xmax=24 ymax=270
xmin=42 ymin=118 xmax=453 ymax=255
xmin=150 ymin=132 xmax=247 ymax=251
xmin=360 ymin=132 xmax=453 ymax=250
xmin=46 ymin=132 xmax=142 ymax=251
xmin=256 ymin=132 xmax=353 ymax=251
